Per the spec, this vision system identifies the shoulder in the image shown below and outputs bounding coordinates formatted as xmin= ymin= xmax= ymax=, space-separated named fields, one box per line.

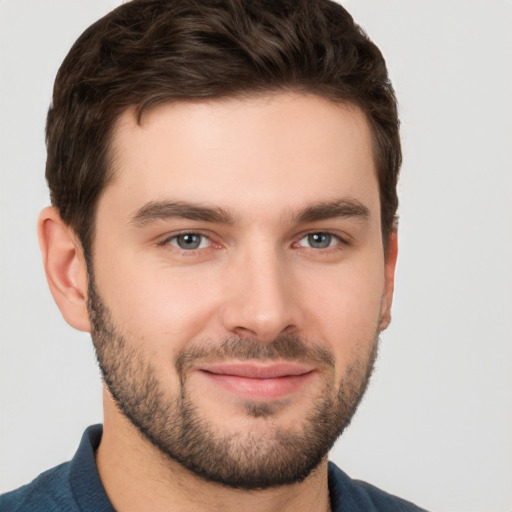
xmin=328 ymin=462 xmax=428 ymax=512
xmin=0 ymin=425 xmax=114 ymax=512
xmin=0 ymin=462 xmax=78 ymax=512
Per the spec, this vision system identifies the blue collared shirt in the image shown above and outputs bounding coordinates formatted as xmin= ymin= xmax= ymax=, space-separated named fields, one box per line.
xmin=1 ymin=425 xmax=426 ymax=511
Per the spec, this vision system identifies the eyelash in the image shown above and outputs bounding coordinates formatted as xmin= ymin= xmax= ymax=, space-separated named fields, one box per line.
xmin=294 ymin=232 xmax=347 ymax=251
xmin=158 ymin=230 xmax=348 ymax=254
xmin=158 ymin=231 xmax=217 ymax=253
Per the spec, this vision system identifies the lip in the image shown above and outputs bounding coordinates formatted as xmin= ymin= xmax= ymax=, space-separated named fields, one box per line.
xmin=194 ymin=362 xmax=316 ymax=400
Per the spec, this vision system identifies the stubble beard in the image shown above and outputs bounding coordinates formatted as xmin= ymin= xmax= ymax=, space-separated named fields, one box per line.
xmin=87 ymin=277 xmax=379 ymax=490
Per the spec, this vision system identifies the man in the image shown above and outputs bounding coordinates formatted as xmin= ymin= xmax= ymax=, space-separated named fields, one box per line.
xmin=0 ymin=0 xmax=426 ymax=510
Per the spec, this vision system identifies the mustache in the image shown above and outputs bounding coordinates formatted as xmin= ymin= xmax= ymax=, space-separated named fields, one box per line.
xmin=175 ymin=334 xmax=335 ymax=375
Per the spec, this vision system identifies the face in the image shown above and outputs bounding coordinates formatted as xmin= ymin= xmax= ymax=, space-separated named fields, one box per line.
xmin=88 ymin=93 xmax=395 ymax=489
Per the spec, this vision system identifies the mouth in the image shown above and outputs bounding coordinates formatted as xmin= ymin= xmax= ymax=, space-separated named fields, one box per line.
xmin=194 ymin=362 xmax=317 ymax=400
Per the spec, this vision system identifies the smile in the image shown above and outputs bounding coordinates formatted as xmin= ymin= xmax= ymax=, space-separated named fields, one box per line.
xmin=194 ymin=362 xmax=317 ymax=400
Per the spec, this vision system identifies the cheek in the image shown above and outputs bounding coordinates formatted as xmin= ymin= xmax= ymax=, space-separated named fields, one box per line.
xmin=297 ymin=254 xmax=385 ymax=364
xmin=92 ymin=249 xmax=222 ymax=355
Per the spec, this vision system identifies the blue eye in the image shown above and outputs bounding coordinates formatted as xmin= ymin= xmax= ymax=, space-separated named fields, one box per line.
xmin=298 ymin=233 xmax=340 ymax=249
xmin=168 ymin=233 xmax=211 ymax=250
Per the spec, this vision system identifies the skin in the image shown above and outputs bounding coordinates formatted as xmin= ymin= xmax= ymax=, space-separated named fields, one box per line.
xmin=38 ymin=92 xmax=398 ymax=512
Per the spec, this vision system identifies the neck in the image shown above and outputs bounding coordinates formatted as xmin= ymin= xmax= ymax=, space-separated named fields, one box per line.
xmin=96 ymin=391 xmax=331 ymax=512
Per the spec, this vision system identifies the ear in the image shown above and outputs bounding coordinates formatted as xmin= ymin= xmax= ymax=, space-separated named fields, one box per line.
xmin=379 ymin=229 xmax=398 ymax=331
xmin=38 ymin=207 xmax=91 ymax=332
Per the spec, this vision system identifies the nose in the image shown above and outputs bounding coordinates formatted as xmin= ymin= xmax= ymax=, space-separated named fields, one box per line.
xmin=220 ymin=246 xmax=302 ymax=343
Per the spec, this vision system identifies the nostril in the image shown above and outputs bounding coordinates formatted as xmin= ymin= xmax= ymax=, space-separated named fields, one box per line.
xmin=232 ymin=326 xmax=259 ymax=339
xmin=231 ymin=324 xmax=297 ymax=344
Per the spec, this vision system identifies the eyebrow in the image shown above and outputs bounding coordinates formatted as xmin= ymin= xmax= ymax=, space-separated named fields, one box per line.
xmin=130 ymin=198 xmax=370 ymax=227
xmin=294 ymin=199 xmax=370 ymax=224
xmin=130 ymin=201 xmax=237 ymax=226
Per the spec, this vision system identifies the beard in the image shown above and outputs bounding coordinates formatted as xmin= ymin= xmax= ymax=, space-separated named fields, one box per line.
xmin=87 ymin=277 xmax=379 ymax=490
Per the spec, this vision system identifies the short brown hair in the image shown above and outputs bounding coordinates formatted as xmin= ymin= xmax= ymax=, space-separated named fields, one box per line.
xmin=46 ymin=0 xmax=401 ymax=257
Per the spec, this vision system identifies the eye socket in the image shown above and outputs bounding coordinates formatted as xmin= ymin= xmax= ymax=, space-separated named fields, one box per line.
xmin=297 ymin=232 xmax=341 ymax=249
xmin=167 ymin=233 xmax=212 ymax=250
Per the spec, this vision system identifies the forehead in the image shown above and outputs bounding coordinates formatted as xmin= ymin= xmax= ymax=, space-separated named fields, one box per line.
xmin=103 ymin=93 xmax=379 ymax=222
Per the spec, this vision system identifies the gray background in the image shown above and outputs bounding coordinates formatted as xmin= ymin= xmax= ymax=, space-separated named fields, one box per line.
xmin=1 ymin=1 xmax=511 ymax=510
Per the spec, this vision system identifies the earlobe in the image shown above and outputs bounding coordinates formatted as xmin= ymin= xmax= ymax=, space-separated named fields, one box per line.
xmin=38 ymin=207 xmax=91 ymax=332
xmin=379 ymin=230 xmax=398 ymax=331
